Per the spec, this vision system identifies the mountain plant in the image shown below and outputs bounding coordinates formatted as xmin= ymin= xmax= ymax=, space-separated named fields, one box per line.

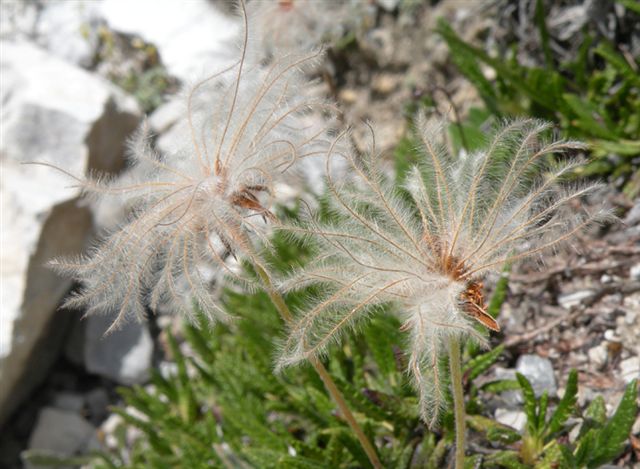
xmin=36 ymin=1 xmax=638 ymax=468
xmin=275 ymin=116 xmax=611 ymax=468
xmin=45 ymin=1 xmax=380 ymax=467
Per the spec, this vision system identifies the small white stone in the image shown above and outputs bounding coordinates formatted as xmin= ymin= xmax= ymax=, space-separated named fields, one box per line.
xmin=558 ymin=290 xmax=595 ymax=309
xmin=603 ymin=330 xmax=620 ymax=342
xmin=377 ymin=0 xmax=401 ymax=12
xmin=494 ymin=409 xmax=527 ymax=433
xmin=588 ymin=344 xmax=608 ymax=368
xmin=620 ymin=357 xmax=640 ymax=384
xmin=630 ymin=264 xmax=640 ymax=281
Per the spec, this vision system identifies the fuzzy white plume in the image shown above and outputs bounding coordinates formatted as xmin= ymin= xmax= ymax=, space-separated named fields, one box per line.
xmin=276 ymin=117 xmax=611 ymax=425
xmin=50 ymin=3 xmax=336 ymax=332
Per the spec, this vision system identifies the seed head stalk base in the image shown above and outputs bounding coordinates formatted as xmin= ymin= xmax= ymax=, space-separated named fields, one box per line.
xmin=254 ymin=264 xmax=383 ymax=469
xmin=449 ymin=336 xmax=466 ymax=469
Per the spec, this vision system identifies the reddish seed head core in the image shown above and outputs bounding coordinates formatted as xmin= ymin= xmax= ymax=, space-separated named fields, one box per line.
xmin=432 ymin=241 xmax=501 ymax=332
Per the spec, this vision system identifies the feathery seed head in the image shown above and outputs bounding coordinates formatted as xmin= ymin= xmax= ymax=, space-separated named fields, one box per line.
xmin=277 ymin=116 xmax=611 ymax=426
xmin=50 ymin=3 xmax=336 ymax=332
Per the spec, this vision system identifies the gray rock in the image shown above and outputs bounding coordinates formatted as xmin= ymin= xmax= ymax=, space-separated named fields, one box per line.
xmin=0 ymin=40 xmax=140 ymax=427
xmin=100 ymin=0 xmax=238 ymax=82
xmin=85 ymin=388 xmax=110 ymax=424
xmin=84 ymin=315 xmax=153 ymax=385
xmin=24 ymin=407 xmax=96 ymax=468
xmin=493 ymin=366 xmax=522 ymax=407
xmin=52 ymin=392 xmax=85 ymax=413
xmin=516 ymin=354 xmax=557 ymax=397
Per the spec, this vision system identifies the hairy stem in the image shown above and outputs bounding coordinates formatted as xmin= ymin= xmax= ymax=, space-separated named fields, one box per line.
xmin=449 ymin=336 xmax=466 ymax=469
xmin=255 ymin=264 xmax=383 ymax=469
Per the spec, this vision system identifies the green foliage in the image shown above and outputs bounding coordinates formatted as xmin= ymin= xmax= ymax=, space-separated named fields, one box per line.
xmin=437 ymin=12 xmax=640 ymax=196
xmin=69 ymin=225 xmax=637 ymax=468
xmin=87 ymin=235 xmax=426 ymax=468
xmin=113 ymin=66 xmax=174 ymax=113
xmin=514 ymin=372 xmax=638 ymax=467
xmin=575 ymin=379 xmax=638 ymax=468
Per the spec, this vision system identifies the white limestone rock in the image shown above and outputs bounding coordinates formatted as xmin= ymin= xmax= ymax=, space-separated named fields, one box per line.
xmin=0 ymin=0 xmax=103 ymax=67
xmin=0 ymin=40 xmax=140 ymax=426
xmin=100 ymin=0 xmax=239 ymax=82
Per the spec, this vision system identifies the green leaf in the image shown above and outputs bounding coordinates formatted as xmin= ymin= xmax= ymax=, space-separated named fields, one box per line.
xmin=537 ymin=439 xmax=572 ymax=469
xmin=481 ymin=379 xmax=520 ymax=394
xmin=537 ymin=391 xmax=549 ymax=431
xmin=21 ymin=450 xmax=98 ymax=466
xmin=546 ymin=369 xmax=579 ymax=437
xmin=486 ymin=267 xmax=510 ymax=319
xmin=594 ymin=42 xmax=640 ymax=87
xmin=483 ymin=450 xmax=528 ymax=469
xmin=587 ymin=379 xmax=638 ymax=467
xmin=562 ymin=94 xmax=618 ymax=140
xmin=467 ymin=415 xmax=521 ymax=444
xmin=463 ymin=345 xmax=505 ymax=381
xmin=534 ymin=0 xmax=553 ymax=68
xmin=573 ymin=428 xmax=596 ymax=466
xmin=516 ymin=373 xmax=539 ymax=434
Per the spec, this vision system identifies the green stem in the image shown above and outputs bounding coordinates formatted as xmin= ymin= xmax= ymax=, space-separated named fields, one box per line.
xmin=255 ymin=264 xmax=383 ymax=469
xmin=449 ymin=336 xmax=466 ymax=469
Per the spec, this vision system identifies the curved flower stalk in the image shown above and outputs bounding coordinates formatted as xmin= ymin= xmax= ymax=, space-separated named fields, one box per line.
xmin=277 ymin=116 xmax=611 ymax=426
xmin=50 ymin=7 xmax=335 ymax=333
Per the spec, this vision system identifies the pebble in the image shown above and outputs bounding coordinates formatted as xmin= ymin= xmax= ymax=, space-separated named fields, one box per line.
xmin=516 ymin=354 xmax=557 ymax=397
xmin=603 ymin=330 xmax=621 ymax=342
xmin=25 ymin=407 xmax=97 ymax=465
xmin=633 ymin=414 xmax=640 ymax=435
xmin=85 ymin=388 xmax=110 ymax=424
xmin=51 ymin=392 xmax=84 ymax=413
xmin=84 ymin=315 xmax=153 ymax=385
xmin=492 ymin=366 xmax=521 ymax=407
xmin=494 ymin=409 xmax=527 ymax=433
xmin=619 ymin=356 xmax=640 ymax=384
xmin=630 ymin=263 xmax=640 ymax=281
xmin=587 ymin=343 xmax=608 ymax=368
xmin=558 ymin=290 xmax=595 ymax=309
xmin=99 ymin=413 xmax=123 ymax=450
xmin=377 ymin=0 xmax=401 ymax=12
xmin=372 ymin=73 xmax=398 ymax=95
xmin=338 ymin=88 xmax=359 ymax=105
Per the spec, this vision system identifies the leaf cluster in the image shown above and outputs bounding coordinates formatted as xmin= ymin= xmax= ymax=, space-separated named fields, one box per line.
xmin=437 ymin=2 xmax=640 ymax=196
xmin=27 ymin=228 xmax=637 ymax=468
